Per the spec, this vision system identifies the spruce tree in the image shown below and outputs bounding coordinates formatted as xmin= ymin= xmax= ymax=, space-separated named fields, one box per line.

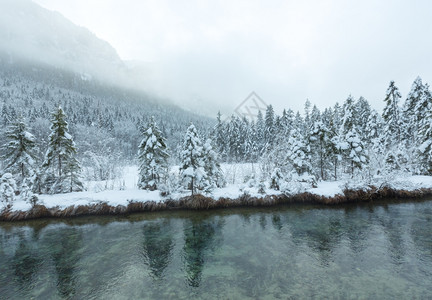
xmin=0 ymin=173 xmax=16 ymax=208
xmin=341 ymin=96 xmax=369 ymax=177
xmin=202 ymin=139 xmax=225 ymax=188
xmin=310 ymin=120 xmax=332 ymax=180
xmin=42 ymin=107 xmax=83 ymax=193
xmin=137 ymin=117 xmax=169 ymax=190
xmin=255 ymin=110 xmax=265 ymax=155
xmin=213 ymin=112 xmax=226 ymax=160
xmin=382 ymin=81 xmax=402 ymax=147
xmin=403 ymin=77 xmax=424 ymax=144
xmin=179 ymin=124 xmax=209 ymax=195
xmin=286 ymin=128 xmax=313 ymax=181
xmin=264 ymin=105 xmax=275 ymax=148
xmin=343 ymin=128 xmax=369 ymax=177
xmin=355 ymin=97 xmax=372 ymax=141
xmin=417 ymin=85 xmax=432 ymax=174
xmin=1 ymin=118 xmax=37 ymax=182
xmin=366 ymin=110 xmax=386 ymax=174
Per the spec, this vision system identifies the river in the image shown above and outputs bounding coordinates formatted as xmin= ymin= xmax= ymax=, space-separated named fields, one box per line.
xmin=1 ymin=200 xmax=432 ymax=299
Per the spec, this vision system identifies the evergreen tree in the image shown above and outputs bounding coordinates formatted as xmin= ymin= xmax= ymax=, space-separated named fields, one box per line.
xmin=0 ymin=173 xmax=16 ymax=208
xmin=264 ymin=105 xmax=275 ymax=148
xmin=294 ymin=111 xmax=304 ymax=131
xmin=137 ymin=117 xmax=170 ymax=190
xmin=403 ymin=76 xmax=424 ymax=144
xmin=179 ymin=124 xmax=210 ymax=195
xmin=417 ymin=85 xmax=432 ymax=174
xmin=355 ymin=97 xmax=371 ymax=141
xmin=42 ymin=107 xmax=83 ymax=193
xmin=1 ymin=118 xmax=37 ymax=182
xmin=270 ymin=167 xmax=284 ymax=190
xmin=213 ymin=111 xmax=226 ymax=160
xmin=342 ymin=128 xmax=369 ymax=177
xmin=285 ymin=128 xmax=313 ymax=181
xmin=202 ymin=139 xmax=225 ymax=188
xmin=280 ymin=108 xmax=294 ymax=136
xmin=303 ymin=99 xmax=312 ymax=134
xmin=382 ymin=81 xmax=402 ymax=147
xmin=365 ymin=110 xmax=386 ymax=175
xmin=255 ymin=110 xmax=265 ymax=155
xmin=341 ymin=95 xmax=357 ymax=134
xmin=226 ymin=116 xmax=243 ymax=162
xmin=309 ymin=120 xmax=332 ymax=180
xmin=341 ymin=96 xmax=369 ymax=177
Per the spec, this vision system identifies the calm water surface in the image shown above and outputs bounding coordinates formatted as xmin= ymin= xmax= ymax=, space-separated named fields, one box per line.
xmin=1 ymin=200 xmax=432 ymax=299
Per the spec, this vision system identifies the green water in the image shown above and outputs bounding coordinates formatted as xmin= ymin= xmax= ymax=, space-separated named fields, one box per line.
xmin=1 ymin=200 xmax=432 ymax=299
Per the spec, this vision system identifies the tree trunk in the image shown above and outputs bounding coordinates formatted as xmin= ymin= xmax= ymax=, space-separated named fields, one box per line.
xmin=334 ymin=158 xmax=337 ymax=181
xmin=59 ymin=156 xmax=62 ymax=177
xmin=320 ymin=140 xmax=323 ymax=180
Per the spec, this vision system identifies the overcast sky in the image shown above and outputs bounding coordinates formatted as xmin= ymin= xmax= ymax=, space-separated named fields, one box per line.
xmin=33 ymin=0 xmax=432 ymax=115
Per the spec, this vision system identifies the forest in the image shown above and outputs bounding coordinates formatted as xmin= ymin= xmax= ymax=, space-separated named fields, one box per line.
xmin=1 ymin=59 xmax=431 ymax=207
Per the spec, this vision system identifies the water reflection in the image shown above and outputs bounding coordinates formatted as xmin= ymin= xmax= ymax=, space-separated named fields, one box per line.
xmin=12 ymin=237 xmax=43 ymax=291
xmin=182 ymin=216 xmax=224 ymax=287
xmin=141 ymin=220 xmax=174 ymax=279
xmin=0 ymin=200 xmax=432 ymax=299
xmin=45 ymin=228 xmax=82 ymax=298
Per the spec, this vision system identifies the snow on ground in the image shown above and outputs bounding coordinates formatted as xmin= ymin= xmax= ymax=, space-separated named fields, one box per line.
xmin=406 ymin=176 xmax=432 ymax=189
xmin=308 ymin=181 xmax=343 ymax=197
xmin=6 ymin=165 xmax=432 ymax=213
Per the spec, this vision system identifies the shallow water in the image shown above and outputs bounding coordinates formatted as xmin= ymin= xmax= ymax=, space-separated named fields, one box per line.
xmin=1 ymin=200 xmax=432 ymax=299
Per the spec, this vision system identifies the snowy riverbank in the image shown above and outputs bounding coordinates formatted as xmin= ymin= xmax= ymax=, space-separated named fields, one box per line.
xmin=2 ymin=165 xmax=432 ymax=221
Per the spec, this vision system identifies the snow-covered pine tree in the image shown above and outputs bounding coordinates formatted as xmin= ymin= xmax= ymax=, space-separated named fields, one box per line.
xmin=264 ymin=105 xmax=275 ymax=149
xmin=137 ymin=117 xmax=170 ymax=190
xmin=246 ymin=121 xmax=259 ymax=162
xmin=285 ymin=127 xmax=314 ymax=183
xmin=309 ymin=120 xmax=332 ymax=180
xmin=202 ymin=139 xmax=225 ymax=188
xmin=179 ymin=124 xmax=210 ymax=195
xmin=355 ymin=97 xmax=372 ymax=142
xmin=294 ymin=111 xmax=303 ymax=132
xmin=226 ymin=116 xmax=243 ymax=162
xmin=303 ymin=99 xmax=312 ymax=135
xmin=239 ymin=116 xmax=251 ymax=161
xmin=366 ymin=110 xmax=386 ymax=175
xmin=255 ymin=110 xmax=266 ymax=155
xmin=343 ymin=128 xmax=369 ymax=177
xmin=42 ymin=106 xmax=83 ymax=193
xmin=213 ymin=112 xmax=227 ymax=160
xmin=417 ymin=85 xmax=432 ymax=174
xmin=0 ymin=173 xmax=16 ymax=207
xmin=404 ymin=79 xmax=420 ymax=136
xmin=382 ymin=81 xmax=402 ymax=148
xmin=341 ymin=96 xmax=369 ymax=177
xmin=402 ymin=77 xmax=424 ymax=144
xmin=1 ymin=118 xmax=37 ymax=183
xmin=280 ymin=108 xmax=294 ymax=136
xmin=270 ymin=167 xmax=285 ymax=190
xmin=332 ymin=102 xmax=342 ymax=131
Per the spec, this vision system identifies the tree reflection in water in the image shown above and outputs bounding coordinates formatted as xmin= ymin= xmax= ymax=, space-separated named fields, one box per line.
xmin=45 ymin=228 xmax=82 ymax=298
xmin=182 ymin=216 xmax=224 ymax=287
xmin=142 ymin=219 xmax=174 ymax=279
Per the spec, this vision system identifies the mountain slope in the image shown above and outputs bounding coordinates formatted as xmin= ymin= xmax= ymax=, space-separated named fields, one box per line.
xmin=0 ymin=0 xmax=125 ymax=82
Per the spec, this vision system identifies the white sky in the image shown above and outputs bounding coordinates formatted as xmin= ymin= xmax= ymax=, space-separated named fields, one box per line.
xmin=33 ymin=0 xmax=432 ymax=115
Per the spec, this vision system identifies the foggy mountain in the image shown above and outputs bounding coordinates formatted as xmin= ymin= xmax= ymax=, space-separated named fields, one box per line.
xmin=0 ymin=0 xmax=126 ymax=82
xmin=0 ymin=0 xmax=214 ymax=165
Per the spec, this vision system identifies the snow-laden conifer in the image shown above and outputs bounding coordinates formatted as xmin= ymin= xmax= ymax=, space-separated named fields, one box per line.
xmin=42 ymin=107 xmax=83 ymax=193
xmin=137 ymin=117 xmax=169 ymax=190
xmin=179 ymin=124 xmax=210 ymax=195
xmin=202 ymin=139 xmax=225 ymax=188
xmin=1 ymin=118 xmax=37 ymax=182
